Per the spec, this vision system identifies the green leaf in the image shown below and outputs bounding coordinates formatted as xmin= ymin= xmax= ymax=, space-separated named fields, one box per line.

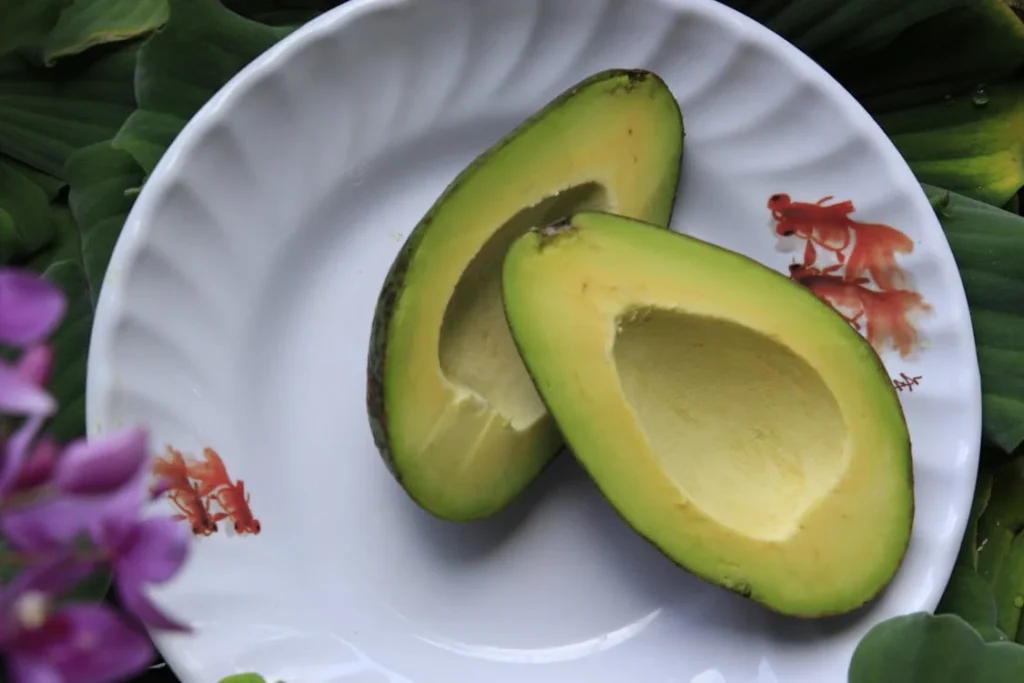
xmin=21 ymin=143 xmax=143 ymax=443
xmin=22 ymin=204 xmax=82 ymax=274
xmin=722 ymin=0 xmax=1024 ymax=88
xmin=849 ymin=613 xmax=1024 ymax=682
xmin=926 ymin=185 xmax=1024 ymax=453
xmin=832 ymin=1 xmax=1024 ymax=112
xmin=42 ymin=260 xmax=93 ymax=443
xmin=0 ymin=0 xmax=71 ymax=55
xmin=722 ymin=2 xmax=1024 ymax=205
xmin=65 ymin=141 xmax=145 ymax=297
xmin=0 ymin=157 xmax=55 ymax=263
xmin=976 ymin=462 xmax=1024 ymax=641
xmin=217 ymin=675 xmax=267 ymax=683
xmin=937 ymin=566 xmax=1008 ymax=643
xmin=226 ymin=0 xmax=341 ymax=25
xmin=0 ymin=42 xmax=136 ymax=180
xmin=994 ymin=533 xmax=1024 ymax=642
xmin=43 ymin=0 xmax=169 ymax=64
xmin=112 ymin=0 xmax=291 ymax=174
xmin=958 ymin=468 xmax=995 ymax=570
xmin=881 ymin=84 xmax=1024 ymax=207
xmin=2 ymin=154 xmax=66 ymax=200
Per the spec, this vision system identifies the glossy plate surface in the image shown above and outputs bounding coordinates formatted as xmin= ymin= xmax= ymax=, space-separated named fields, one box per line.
xmin=86 ymin=0 xmax=982 ymax=681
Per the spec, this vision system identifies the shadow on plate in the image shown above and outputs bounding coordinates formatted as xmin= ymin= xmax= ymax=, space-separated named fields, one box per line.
xmin=398 ymin=449 xmax=581 ymax=563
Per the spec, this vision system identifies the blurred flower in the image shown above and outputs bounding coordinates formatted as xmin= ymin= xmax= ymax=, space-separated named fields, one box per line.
xmin=5 ymin=600 xmax=154 ymax=683
xmin=0 ymin=270 xmax=65 ymax=348
xmin=0 ymin=416 xmax=46 ymax=498
xmin=0 ymin=356 xmax=55 ymax=417
xmin=1 ymin=428 xmax=152 ymax=547
xmin=0 ymin=266 xmax=193 ymax=682
xmin=55 ymin=428 xmax=149 ymax=496
xmin=0 ymin=553 xmax=147 ymax=683
xmin=101 ymin=515 xmax=190 ymax=632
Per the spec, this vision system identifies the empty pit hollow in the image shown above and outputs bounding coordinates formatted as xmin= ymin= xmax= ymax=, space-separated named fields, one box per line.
xmin=613 ymin=307 xmax=847 ymax=541
xmin=439 ymin=183 xmax=607 ymax=428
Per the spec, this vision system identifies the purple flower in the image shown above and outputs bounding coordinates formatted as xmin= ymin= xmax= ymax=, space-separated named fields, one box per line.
xmin=1 ymin=430 xmax=192 ymax=633
xmin=101 ymin=515 xmax=191 ymax=632
xmin=0 ymin=349 xmax=56 ymax=416
xmin=2 ymin=428 xmax=153 ymax=546
xmin=54 ymin=428 xmax=149 ymax=496
xmin=0 ymin=416 xmax=47 ymax=498
xmin=0 ymin=270 xmax=65 ymax=348
xmin=0 ymin=553 xmax=150 ymax=683
xmin=5 ymin=602 xmax=154 ymax=683
xmin=0 ymin=266 xmax=190 ymax=682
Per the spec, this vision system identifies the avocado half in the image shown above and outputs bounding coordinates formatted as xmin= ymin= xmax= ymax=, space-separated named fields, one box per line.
xmin=367 ymin=70 xmax=685 ymax=521
xmin=501 ymin=212 xmax=915 ymax=617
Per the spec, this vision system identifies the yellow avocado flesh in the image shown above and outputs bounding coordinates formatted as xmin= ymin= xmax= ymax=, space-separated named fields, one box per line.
xmin=501 ymin=212 xmax=914 ymax=616
xmin=369 ymin=71 xmax=684 ymax=521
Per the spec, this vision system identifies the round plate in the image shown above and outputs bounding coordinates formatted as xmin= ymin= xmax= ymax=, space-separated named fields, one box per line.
xmin=86 ymin=0 xmax=982 ymax=681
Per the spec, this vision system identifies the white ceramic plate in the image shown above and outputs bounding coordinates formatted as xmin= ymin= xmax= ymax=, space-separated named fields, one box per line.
xmin=86 ymin=0 xmax=983 ymax=681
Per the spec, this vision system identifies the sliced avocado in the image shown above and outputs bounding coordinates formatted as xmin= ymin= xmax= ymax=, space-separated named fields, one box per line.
xmin=367 ymin=70 xmax=684 ymax=521
xmin=501 ymin=212 xmax=914 ymax=616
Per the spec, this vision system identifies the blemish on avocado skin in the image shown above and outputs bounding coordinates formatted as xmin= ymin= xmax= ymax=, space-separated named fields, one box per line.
xmin=534 ymin=218 xmax=578 ymax=249
xmin=625 ymin=69 xmax=650 ymax=87
xmin=608 ymin=69 xmax=652 ymax=96
xmin=724 ymin=580 xmax=753 ymax=598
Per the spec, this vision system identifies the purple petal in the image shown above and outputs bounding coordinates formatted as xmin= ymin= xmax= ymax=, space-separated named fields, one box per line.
xmin=11 ymin=437 xmax=58 ymax=492
xmin=116 ymin=583 xmax=191 ymax=632
xmin=0 ymin=552 xmax=99 ymax=627
xmin=0 ymin=362 xmax=55 ymax=416
xmin=6 ymin=656 xmax=61 ymax=683
xmin=55 ymin=428 xmax=149 ymax=495
xmin=116 ymin=516 xmax=190 ymax=584
xmin=9 ymin=604 xmax=154 ymax=683
xmin=0 ymin=270 xmax=66 ymax=347
xmin=0 ymin=415 xmax=45 ymax=496
xmin=15 ymin=345 xmax=54 ymax=387
xmin=2 ymin=460 xmax=153 ymax=552
xmin=1 ymin=497 xmax=100 ymax=551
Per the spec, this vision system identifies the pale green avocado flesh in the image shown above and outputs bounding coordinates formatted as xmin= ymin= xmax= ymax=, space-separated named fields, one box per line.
xmin=501 ymin=212 xmax=915 ymax=616
xmin=367 ymin=70 xmax=685 ymax=521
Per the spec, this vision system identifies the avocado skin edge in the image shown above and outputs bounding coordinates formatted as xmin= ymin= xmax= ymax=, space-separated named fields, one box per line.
xmin=366 ymin=69 xmax=674 ymax=484
xmin=503 ymin=215 xmax=915 ymax=618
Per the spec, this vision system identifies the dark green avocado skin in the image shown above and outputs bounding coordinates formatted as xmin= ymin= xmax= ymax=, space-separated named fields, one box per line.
xmin=366 ymin=223 xmax=423 ymax=479
xmin=365 ymin=69 xmax=667 ymax=478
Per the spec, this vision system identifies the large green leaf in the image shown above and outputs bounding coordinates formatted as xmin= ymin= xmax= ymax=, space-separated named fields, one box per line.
xmin=849 ymin=613 xmax=1024 ymax=682
xmin=20 ymin=143 xmax=143 ymax=443
xmin=882 ymin=84 xmax=1024 ymax=207
xmin=226 ymin=0 xmax=341 ymax=25
xmin=0 ymin=0 xmax=70 ymax=55
xmin=43 ymin=0 xmax=169 ymax=64
xmin=722 ymin=1 xmax=1024 ymax=205
xmin=65 ymin=141 xmax=145 ymax=297
xmin=112 ymin=0 xmax=291 ymax=174
xmin=2 ymin=154 xmax=66 ymax=200
xmin=937 ymin=567 xmax=1009 ymax=643
xmin=830 ymin=1 xmax=1024 ymax=112
xmin=42 ymin=260 xmax=93 ymax=443
xmin=958 ymin=468 xmax=995 ymax=570
xmin=0 ymin=42 xmax=136 ymax=180
xmin=976 ymin=462 xmax=1024 ymax=643
xmin=939 ymin=469 xmax=1007 ymax=642
xmin=0 ymin=158 xmax=55 ymax=262
xmin=927 ymin=186 xmax=1024 ymax=453
xmin=723 ymin=0 xmax=1024 ymax=87
xmin=22 ymin=204 xmax=82 ymax=274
